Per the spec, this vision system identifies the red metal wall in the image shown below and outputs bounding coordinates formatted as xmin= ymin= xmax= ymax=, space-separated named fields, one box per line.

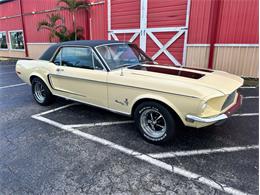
xmin=188 ymin=0 xmax=259 ymax=44
xmin=216 ymin=0 xmax=259 ymax=43
xmin=147 ymin=0 xmax=187 ymax=28
xmin=0 ymin=0 xmax=89 ymax=43
xmin=111 ymin=0 xmax=140 ymax=29
xmin=0 ymin=0 xmax=259 ymax=44
xmin=0 ymin=0 xmax=20 ymax=18
xmin=89 ymin=0 xmax=107 ymax=40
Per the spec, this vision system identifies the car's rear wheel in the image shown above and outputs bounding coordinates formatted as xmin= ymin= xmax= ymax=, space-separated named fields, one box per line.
xmin=32 ymin=77 xmax=54 ymax=106
xmin=134 ymin=101 xmax=176 ymax=144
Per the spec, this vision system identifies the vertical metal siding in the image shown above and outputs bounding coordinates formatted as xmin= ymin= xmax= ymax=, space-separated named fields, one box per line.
xmin=0 ymin=0 xmax=21 ymax=44
xmin=188 ymin=0 xmax=212 ymax=43
xmin=0 ymin=0 xmax=20 ymax=17
xmin=147 ymin=0 xmax=187 ymax=28
xmin=188 ymin=0 xmax=259 ymax=44
xmin=24 ymin=9 xmax=89 ymax=42
xmin=0 ymin=0 xmax=89 ymax=43
xmin=216 ymin=0 xmax=258 ymax=44
xmin=1 ymin=0 xmax=258 ymax=44
xmin=213 ymin=46 xmax=259 ymax=77
xmin=111 ymin=0 xmax=140 ymax=29
xmin=89 ymin=0 xmax=107 ymax=40
xmin=22 ymin=0 xmax=59 ymax=13
xmin=0 ymin=17 xmax=22 ymax=43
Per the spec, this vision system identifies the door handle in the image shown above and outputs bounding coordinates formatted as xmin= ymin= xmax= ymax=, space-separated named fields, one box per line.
xmin=56 ymin=68 xmax=64 ymax=72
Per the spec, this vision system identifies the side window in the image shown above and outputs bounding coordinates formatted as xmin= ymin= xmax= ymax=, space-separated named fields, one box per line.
xmin=53 ymin=47 xmax=104 ymax=71
xmin=92 ymin=52 xmax=104 ymax=70
xmin=53 ymin=49 xmax=61 ymax=65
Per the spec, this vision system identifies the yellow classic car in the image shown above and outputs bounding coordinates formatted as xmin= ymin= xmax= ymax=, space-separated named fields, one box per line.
xmin=16 ymin=40 xmax=243 ymax=144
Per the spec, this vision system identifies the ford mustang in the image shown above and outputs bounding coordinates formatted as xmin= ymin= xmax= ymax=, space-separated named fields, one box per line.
xmin=16 ymin=40 xmax=243 ymax=144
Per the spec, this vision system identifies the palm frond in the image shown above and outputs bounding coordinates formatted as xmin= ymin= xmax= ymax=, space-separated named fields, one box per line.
xmin=57 ymin=0 xmax=89 ymax=11
xmin=37 ymin=20 xmax=51 ymax=31
xmin=49 ymin=13 xmax=63 ymax=24
xmin=75 ymin=0 xmax=90 ymax=9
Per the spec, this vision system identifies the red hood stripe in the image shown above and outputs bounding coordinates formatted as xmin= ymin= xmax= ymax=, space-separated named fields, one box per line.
xmin=130 ymin=65 xmax=205 ymax=79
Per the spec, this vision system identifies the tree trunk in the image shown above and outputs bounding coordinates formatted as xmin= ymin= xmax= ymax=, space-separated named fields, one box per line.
xmin=72 ymin=12 xmax=77 ymax=40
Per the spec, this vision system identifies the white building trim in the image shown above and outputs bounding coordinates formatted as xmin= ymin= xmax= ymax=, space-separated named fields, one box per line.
xmin=107 ymin=0 xmax=111 ymax=40
xmin=187 ymin=44 xmax=259 ymax=47
xmin=27 ymin=42 xmax=57 ymax=45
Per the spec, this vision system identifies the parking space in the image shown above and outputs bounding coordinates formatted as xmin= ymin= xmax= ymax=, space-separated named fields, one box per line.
xmin=0 ymin=62 xmax=259 ymax=194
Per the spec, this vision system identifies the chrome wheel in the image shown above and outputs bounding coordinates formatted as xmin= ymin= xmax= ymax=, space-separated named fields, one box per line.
xmin=140 ymin=108 xmax=167 ymax=139
xmin=33 ymin=82 xmax=46 ymax=103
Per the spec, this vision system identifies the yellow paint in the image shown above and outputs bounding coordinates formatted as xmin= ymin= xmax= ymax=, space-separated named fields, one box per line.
xmin=16 ymin=60 xmax=244 ymax=128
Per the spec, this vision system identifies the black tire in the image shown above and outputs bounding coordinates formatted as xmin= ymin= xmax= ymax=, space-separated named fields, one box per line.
xmin=134 ymin=101 xmax=176 ymax=144
xmin=31 ymin=77 xmax=54 ymax=106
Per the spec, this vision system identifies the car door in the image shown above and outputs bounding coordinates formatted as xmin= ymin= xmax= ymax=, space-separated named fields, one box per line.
xmin=48 ymin=46 xmax=108 ymax=108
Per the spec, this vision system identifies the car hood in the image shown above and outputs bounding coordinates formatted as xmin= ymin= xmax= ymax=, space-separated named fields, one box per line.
xmin=125 ymin=64 xmax=243 ymax=96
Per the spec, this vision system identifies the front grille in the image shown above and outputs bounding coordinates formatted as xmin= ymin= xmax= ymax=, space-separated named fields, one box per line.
xmin=222 ymin=91 xmax=236 ymax=110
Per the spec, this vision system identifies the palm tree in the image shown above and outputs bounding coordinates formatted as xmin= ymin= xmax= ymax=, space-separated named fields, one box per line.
xmin=37 ymin=13 xmax=65 ymax=42
xmin=57 ymin=0 xmax=89 ymax=40
xmin=55 ymin=26 xmax=84 ymax=42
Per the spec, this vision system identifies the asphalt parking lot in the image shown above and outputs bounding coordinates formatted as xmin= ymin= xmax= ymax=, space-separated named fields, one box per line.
xmin=0 ymin=62 xmax=259 ymax=195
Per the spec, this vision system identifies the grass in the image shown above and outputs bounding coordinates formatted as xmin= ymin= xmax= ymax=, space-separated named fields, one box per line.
xmin=243 ymin=77 xmax=259 ymax=86
xmin=0 ymin=57 xmax=19 ymax=62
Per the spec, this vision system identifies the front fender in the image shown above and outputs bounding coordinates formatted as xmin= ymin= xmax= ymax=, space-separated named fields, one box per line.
xmin=131 ymin=93 xmax=191 ymax=124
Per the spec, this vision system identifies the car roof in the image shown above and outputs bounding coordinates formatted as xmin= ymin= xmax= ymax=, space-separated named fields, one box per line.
xmin=39 ymin=40 xmax=130 ymax=61
xmin=60 ymin=40 xmax=128 ymax=47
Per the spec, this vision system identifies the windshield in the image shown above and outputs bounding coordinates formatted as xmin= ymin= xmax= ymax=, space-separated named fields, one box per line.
xmin=96 ymin=43 xmax=153 ymax=70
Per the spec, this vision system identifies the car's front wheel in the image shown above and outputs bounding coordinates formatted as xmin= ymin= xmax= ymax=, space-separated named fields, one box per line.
xmin=134 ymin=101 xmax=176 ymax=144
xmin=31 ymin=77 xmax=54 ymax=106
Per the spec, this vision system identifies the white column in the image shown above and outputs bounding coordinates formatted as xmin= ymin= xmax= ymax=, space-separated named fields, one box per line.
xmin=107 ymin=0 xmax=111 ymax=40
xmin=140 ymin=0 xmax=147 ymax=51
xmin=182 ymin=0 xmax=191 ymax=66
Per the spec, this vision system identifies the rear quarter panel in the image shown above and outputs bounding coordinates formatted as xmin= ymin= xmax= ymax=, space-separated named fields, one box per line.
xmin=16 ymin=60 xmax=55 ymax=89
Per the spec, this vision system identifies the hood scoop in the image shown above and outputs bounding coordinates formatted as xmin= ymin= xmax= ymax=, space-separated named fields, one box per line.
xmin=128 ymin=65 xmax=205 ymax=79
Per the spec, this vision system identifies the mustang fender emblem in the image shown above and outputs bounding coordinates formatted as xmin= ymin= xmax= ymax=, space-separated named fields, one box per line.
xmin=115 ymin=98 xmax=128 ymax=106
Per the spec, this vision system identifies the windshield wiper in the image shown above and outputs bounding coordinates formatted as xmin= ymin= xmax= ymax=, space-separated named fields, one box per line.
xmin=140 ymin=60 xmax=153 ymax=64
xmin=118 ymin=63 xmax=139 ymax=69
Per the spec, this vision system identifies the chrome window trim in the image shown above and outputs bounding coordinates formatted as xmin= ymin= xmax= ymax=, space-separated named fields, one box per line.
xmin=49 ymin=45 xmax=107 ymax=72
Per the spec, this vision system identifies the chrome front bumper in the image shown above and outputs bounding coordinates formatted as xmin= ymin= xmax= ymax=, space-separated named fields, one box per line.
xmin=185 ymin=94 xmax=242 ymax=124
xmin=186 ymin=114 xmax=228 ymax=123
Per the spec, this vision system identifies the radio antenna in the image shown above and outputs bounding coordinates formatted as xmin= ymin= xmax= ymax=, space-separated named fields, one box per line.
xmin=120 ymin=67 xmax=124 ymax=76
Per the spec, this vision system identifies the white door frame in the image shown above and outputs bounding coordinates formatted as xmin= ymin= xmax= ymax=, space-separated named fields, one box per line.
xmin=107 ymin=0 xmax=191 ymax=66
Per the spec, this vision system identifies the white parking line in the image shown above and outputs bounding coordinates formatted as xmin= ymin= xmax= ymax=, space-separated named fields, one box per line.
xmin=148 ymin=145 xmax=259 ymax=159
xmin=243 ymin=96 xmax=259 ymax=99
xmin=65 ymin=121 xmax=134 ymax=128
xmin=240 ymin=86 xmax=257 ymax=89
xmin=31 ymin=104 xmax=249 ymax=195
xmin=232 ymin=113 xmax=259 ymax=117
xmin=0 ymin=71 xmax=15 ymax=75
xmin=0 ymin=83 xmax=26 ymax=89
xmin=33 ymin=102 xmax=79 ymax=117
xmin=0 ymin=65 xmax=16 ymax=67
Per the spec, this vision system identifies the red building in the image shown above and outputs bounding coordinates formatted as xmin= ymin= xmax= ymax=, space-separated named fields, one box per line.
xmin=0 ymin=0 xmax=258 ymax=77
